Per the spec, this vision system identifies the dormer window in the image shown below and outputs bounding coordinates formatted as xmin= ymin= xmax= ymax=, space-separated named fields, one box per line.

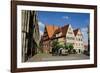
xmin=56 ymin=32 xmax=62 ymax=37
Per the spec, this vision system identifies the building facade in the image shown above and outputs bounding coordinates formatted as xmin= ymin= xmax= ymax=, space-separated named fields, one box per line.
xmin=41 ymin=24 xmax=84 ymax=54
xmin=73 ymin=29 xmax=84 ymax=53
xmin=21 ymin=10 xmax=40 ymax=62
xmin=41 ymin=25 xmax=58 ymax=53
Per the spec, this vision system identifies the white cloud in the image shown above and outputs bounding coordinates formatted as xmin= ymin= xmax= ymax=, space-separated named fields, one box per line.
xmin=81 ymin=27 xmax=88 ymax=45
xmin=38 ymin=21 xmax=45 ymax=37
xmin=63 ymin=16 xmax=69 ymax=19
xmin=40 ymin=30 xmax=43 ymax=36
xmin=38 ymin=21 xmax=45 ymax=28
xmin=81 ymin=27 xmax=88 ymax=32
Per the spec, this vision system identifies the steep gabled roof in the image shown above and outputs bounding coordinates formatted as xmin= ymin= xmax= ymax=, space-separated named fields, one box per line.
xmin=61 ymin=25 xmax=69 ymax=36
xmin=45 ymin=24 xmax=59 ymax=38
xmin=73 ymin=29 xmax=79 ymax=36
xmin=52 ymin=24 xmax=69 ymax=39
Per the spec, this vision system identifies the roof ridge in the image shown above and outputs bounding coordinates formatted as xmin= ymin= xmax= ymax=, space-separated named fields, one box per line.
xmin=73 ymin=28 xmax=79 ymax=36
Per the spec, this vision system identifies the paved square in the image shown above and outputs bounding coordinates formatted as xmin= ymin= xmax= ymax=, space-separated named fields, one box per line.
xmin=27 ymin=54 xmax=90 ymax=62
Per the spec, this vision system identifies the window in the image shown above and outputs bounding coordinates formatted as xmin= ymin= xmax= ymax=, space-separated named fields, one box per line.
xmin=56 ymin=32 xmax=62 ymax=37
xmin=76 ymin=38 xmax=78 ymax=41
xmin=67 ymin=37 xmax=74 ymax=40
xmin=78 ymin=38 xmax=83 ymax=41
xmin=69 ymin=28 xmax=71 ymax=30
xmin=68 ymin=32 xmax=72 ymax=34
xmin=81 ymin=44 xmax=83 ymax=46
xmin=79 ymin=38 xmax=80 ymax=41
xmin=78 ymin=33 xmax=82 ymax=36
xmin=56 ymin=34 xmax=58 ymax=37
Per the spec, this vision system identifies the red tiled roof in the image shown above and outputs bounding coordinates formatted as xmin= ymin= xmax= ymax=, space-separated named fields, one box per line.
xmin=52 ymin=24 xmax=69 ymax=39
xmin=44 ymin=24 xmax=81 ymax=40
xmin=45 ymin=24 xmax=59 ymax=38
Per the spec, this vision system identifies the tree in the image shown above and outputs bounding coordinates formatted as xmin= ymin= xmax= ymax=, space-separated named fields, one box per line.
xmin=52 ymin=40 xmax=65 ymax=55
xmin=52 ymin=40 xmax=59 ymax=48
xmin=52 ymin=40 xmax=59 ymax=54
xmin=57 ymin=44 xmax=64 ymax=49
xmin=69 ymin=44 xmax=74 ymax=53
xmin=69 ymin=44 xmax=74 ymax=50
xmin=65 ymin=45 xmax=69 ymax=50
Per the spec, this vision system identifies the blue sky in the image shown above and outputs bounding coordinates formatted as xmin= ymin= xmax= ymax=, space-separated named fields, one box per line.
xmin=37 ymin=11 xmax=90 ymax=44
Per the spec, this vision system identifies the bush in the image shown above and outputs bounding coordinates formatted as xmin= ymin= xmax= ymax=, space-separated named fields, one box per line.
xmin=65 ymin=45 xmax=69 ymax=50
xmin=52 ymin=40 xmax=65 ymax=55
xmin=52 ymin=40 xmax=59 ymax=49
xmin=56 ymin=44 xmax=64 ymax=49
xmin=69 ymin=44 xmax=74 ymax=51
xmin=52 ymin=40 xmax=59 ymax=55
xmin=65 ymin=44 xmax=74 ymax=54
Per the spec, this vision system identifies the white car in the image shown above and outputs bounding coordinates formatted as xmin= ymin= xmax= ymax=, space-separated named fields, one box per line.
xmin=61 ymin=49 xmax=69 ymax=55
xmin=58 ymin=48 xmax=69 ymax=56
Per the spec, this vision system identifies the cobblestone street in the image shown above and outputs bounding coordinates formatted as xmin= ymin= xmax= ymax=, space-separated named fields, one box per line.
xmin=27 ymin=53 xmax=89 ymax=62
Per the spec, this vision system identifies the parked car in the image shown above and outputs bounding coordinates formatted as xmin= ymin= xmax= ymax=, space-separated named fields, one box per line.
xmin=71 ymin=49 xmax=77 ymax=54
xmin=83 ymin=50 xmax=90 ymax=56
xmin=59 ymin=48 xmax=69 ymax=56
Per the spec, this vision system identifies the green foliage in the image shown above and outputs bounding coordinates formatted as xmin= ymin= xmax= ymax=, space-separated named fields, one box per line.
xmin=65 ymin=45 xmax=69 ymax=49
xmin=52 ymin=40 xmax=65 ymax=54
xmin=52 ymin=40 xmax=59 ymax=49
xmin=56 ymin=44 xmax=64 ymax=49
xmin=52 ymin=40 xmax=75 ymax=55
xmin=64 ymin=44 xmax=74 ymax=54
xmin=69 ymin=44 xmax=74 ymax=50
xmin=52 ymin=40 xmax=59 ymax=53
